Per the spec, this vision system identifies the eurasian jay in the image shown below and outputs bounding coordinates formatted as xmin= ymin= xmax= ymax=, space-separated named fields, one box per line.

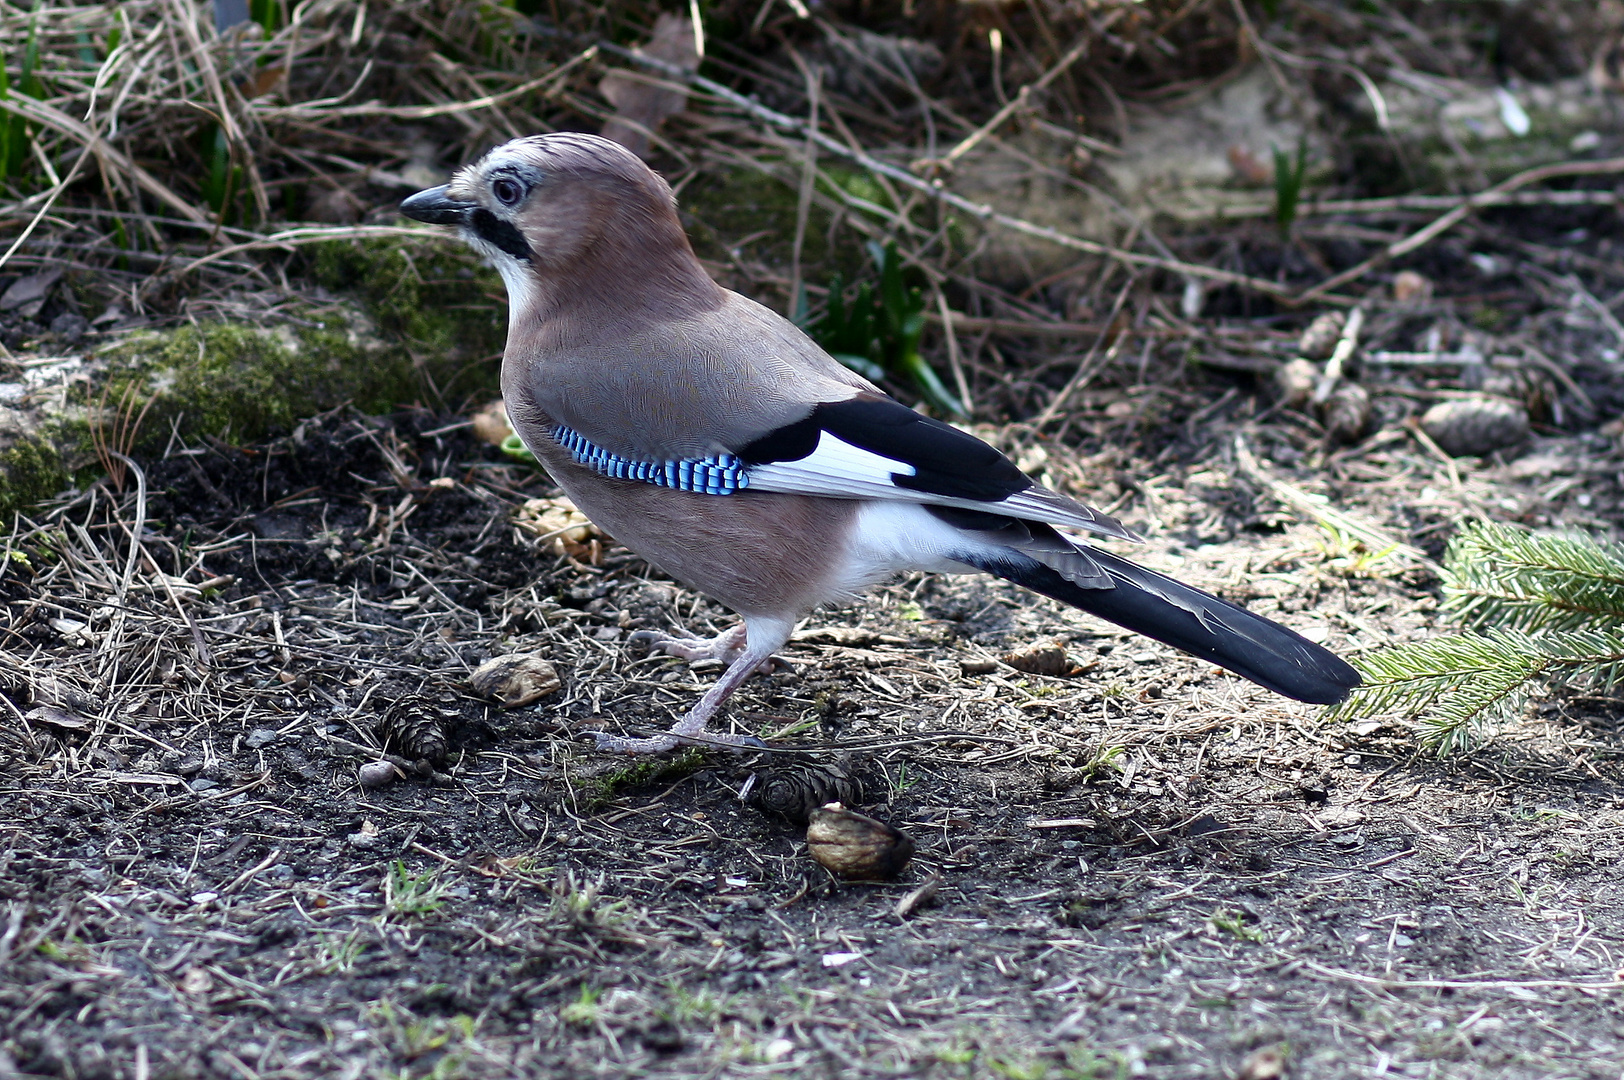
xmin=401 ymin=133 xmax=1360 ymax=754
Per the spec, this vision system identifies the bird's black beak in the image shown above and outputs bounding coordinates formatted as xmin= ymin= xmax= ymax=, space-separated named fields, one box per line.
xmin=400 ymin=185 xmax=473 ymax=225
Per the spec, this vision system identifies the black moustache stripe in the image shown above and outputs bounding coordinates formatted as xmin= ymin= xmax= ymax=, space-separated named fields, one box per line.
xmin=469 ymin=208 xmax=531 ymax=262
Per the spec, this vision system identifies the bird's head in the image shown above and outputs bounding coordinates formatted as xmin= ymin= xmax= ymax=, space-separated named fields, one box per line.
xmin=401 ymin=133 xmax=712 ymax=316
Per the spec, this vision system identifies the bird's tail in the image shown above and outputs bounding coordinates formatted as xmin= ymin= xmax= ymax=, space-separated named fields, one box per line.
xmin=958 ymin=546 xmax=1362 ymax=705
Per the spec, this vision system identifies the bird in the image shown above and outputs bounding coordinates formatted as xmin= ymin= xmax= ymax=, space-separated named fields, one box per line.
xmin=401 ymin=133 xmax=1360 ymax=754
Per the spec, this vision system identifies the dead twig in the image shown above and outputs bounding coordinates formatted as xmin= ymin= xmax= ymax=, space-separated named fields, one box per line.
xmin=1298 ymin=157 xmax=1624 ymax=304
xmin=600 ymin=41 xmax=1310 ymax=304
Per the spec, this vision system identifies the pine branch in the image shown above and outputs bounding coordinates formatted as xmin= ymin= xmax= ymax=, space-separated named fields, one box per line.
xmin=1444 ymin=521 xmax=1624 ymax=632
xmin=1331 ymin=626 xmax=1624 ymax=749
xmin=1333 ymin=518 xmax=1624 ymax=751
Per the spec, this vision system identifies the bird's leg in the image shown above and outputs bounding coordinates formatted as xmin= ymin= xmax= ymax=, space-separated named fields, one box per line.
xmin=590 ymin=618 xmax=793 ymax=755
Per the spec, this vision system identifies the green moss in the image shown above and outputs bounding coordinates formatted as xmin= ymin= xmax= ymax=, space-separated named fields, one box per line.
xmin=0 ymin=435 xmax=69 ymax=518
xmin=570 ymin=748 xmax=706 ymax=812
xmin=3 ymin=239 xmax=510 ymax=512
xmin=682 ymin=168 xmax=851 ymax=282
xmin=307 ymin=236 xmax=507 ymax=387
xmin=679 ymin=164 xmax=901 ymax=316
xmin=93 ymin=296 xmax=502 ymax=449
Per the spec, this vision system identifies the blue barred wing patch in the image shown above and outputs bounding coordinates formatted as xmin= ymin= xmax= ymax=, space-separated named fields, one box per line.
xmin=552 ymin=425 xmax=750 ymax=496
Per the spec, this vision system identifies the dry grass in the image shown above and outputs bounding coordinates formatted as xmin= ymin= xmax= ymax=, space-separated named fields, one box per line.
xmin=4 ymin=2 xmax=1624 ymax=1077
xmin=1 ymin=0 xmax=1615 ymax=333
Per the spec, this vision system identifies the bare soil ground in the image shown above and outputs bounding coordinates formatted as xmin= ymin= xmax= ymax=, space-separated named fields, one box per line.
xmin=4 ymin=319 xmax=1624 ymax=1078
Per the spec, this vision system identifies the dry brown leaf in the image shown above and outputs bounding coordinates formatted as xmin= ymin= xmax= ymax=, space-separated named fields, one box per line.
xmin=599 ymin=14 xmax=700 ymax=159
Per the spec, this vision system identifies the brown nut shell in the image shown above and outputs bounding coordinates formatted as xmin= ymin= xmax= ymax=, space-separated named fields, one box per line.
xmin=807 ymin=803 xmax=914 ymax=880
xmin=470 ymin=653 xmax=562 ymax=708
xmin=1001 ymin=640 xmax=1071 ymax=677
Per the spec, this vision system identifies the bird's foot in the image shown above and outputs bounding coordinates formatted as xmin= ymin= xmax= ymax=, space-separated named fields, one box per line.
xmin=629 ymin=624 xmax=748 ymax=664
xmin=630 ymin=625 xmax=792 ymax=674
xmin=584 ymin=728 xmax=767 ymax=755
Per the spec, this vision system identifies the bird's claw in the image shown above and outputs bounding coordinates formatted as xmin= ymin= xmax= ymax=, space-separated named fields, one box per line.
xmin=582 ymin=729 xmax=767 ymax=755
xmin=584 ymin=729 xmax=679 ymax=755
xmin=630 ymin=625 xmax=749 ymax=665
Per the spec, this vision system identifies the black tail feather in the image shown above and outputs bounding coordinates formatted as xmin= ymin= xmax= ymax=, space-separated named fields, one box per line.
xmin=959 ymin=546 xmax=1362 ymax=705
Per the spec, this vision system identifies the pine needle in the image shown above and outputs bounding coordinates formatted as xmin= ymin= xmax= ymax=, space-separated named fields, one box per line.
xmin=1444 ymin=520 xmax=1624 ymax=633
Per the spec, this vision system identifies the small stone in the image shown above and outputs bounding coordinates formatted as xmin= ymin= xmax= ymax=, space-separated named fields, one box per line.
xmin=1392 ymin=269 xmax=1434 ymax=304
xmin=807 ymin=803 xmax=914 ymax=881
xmin=306 ymin=186 xmax=363 ymax=224
xmin=48 ymin=312 xmax=88 ymax=344
xmin=469 ymin=653 xmax=562 ymax=708
xmin=1420 ymin=396 xmax=1530 ymax=457
xmin=1296 ymin=312 xmax=1345 ymax=360
xmin=180 ymin=966 xmax=214 ymax=996
xmin=244 ymin=728 xmax=279 ymax=750
xmin=1237 ymin=1045 xmax=1286 ymax=1080
xmin=358 ymin=760 xmax=399 ymax=789
xmin=1275 ymin=357 xmax=1318 ymax=408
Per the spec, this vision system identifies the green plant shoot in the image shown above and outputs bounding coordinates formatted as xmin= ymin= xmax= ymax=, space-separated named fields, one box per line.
xmin=805 ymin=241 xmax=965 ymax=417
xmin=1273 ymin=136 xmax=1308 ymax=237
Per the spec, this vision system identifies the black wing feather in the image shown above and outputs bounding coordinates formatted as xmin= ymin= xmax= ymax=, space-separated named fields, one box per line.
xmin=737 ymin=394 xmax=1031 ymax=502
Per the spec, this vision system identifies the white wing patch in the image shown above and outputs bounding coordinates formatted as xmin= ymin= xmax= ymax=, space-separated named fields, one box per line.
xmin=745 ymin=430 xmax=918 ymax=501
xmin=745 ymin=431 xmax=1140 ymax=542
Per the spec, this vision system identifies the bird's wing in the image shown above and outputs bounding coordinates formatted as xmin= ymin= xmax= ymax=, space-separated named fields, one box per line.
xmin=734 ymin=392 xmax=1141 ymax=543
xmin=514 ymin=292 xmax=1135 ymax=542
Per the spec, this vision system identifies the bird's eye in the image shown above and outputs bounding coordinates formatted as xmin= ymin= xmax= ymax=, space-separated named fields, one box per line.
xmin=491 ymin=177 xmax=524 ymax=206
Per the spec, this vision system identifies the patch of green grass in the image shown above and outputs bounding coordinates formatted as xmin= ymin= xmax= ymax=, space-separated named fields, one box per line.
xmin=1208 ymin=907 xmax=1266 ymax=943
xmin=0 ymin=0 xmax=45 ymax=185
xmin=1075 ymin=744 xmax=1126 ymax=783
xmin=560 ymin=985 xmax=604 ymax=1028
xmin=384 ymin=861 xmax=449 ymax=918
xmin=1314 ymin=521 xmax=1400 ymax=577
xmin=802 ymin=241 xmax=964 ymax=417
xmin=933 ymin=1038 xmax=1131 ymax=1080
xmin=1273 ymin=136 xmax=1309 ymax=237
xmin=364 ymin=999 xmax=481 ymax=1080
xmin=661 ymin=981 xmax=732 ymax=1025
xmin=314 ymin=927 xmax=369 ymax=974
xmin=548 ymin=871 xmax=629 ymax=932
